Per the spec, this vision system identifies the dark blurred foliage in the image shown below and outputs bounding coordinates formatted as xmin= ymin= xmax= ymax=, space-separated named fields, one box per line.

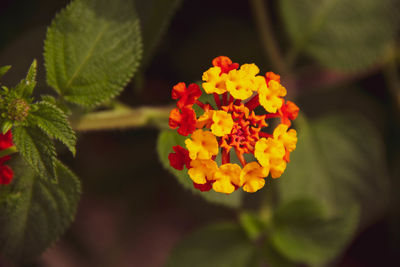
xmin=0 ymin=0 xmax=399 ymax=266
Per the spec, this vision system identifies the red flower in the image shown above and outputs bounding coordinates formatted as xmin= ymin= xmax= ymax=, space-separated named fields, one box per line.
xmin=172 ymin=82 xmax=202 ymax=109
xmin=279 ymin=101 xmax=299 ymax=126
xmin=212 ymin=56 xmax=239 ymax=74
xmin=169 ymin=107 xmax=197 ymax=136
xmin=0 ymin=165 xmax=13 ymax=185
xmin=168 ymin=145 xmax=191 ymax=170
xmin=0 ymin=131 xmax=14 ymax=185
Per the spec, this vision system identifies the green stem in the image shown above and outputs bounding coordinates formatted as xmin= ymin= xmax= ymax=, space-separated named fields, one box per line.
xmin=71 ymin=105 xmax=172 ymax=132
xmin=259 ymin=179 xmax=276 ymax=223
xmin=0 ymin=146 xmax=18 ymax=158
xmin=384 ymin=46 xmax=400 ymax=113
xmin=250 ymin=0 xmax=287 ymax=75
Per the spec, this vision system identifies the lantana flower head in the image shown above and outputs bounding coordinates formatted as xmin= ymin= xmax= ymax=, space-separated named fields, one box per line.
xmin=168 ymin=56 xmax=299 ymax=194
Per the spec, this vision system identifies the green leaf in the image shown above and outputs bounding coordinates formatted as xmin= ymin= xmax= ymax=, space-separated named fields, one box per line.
xmin=281 ymin=0 xmax=400 ymax=71
xmin=261 ymin=239 xmax=297 ymax=267
xmin=29 ymin=101 xmax=76 ymax=155
xmin=270 ymin=198 xmax=359 ymax=265
xmin=166 ymin=222 xmax=257 ymax=267
xmin=0 ymin=157 xmax=81 ymax=262
xmin=12 ymin=126 xmax=56 ymax=180
xmin=1 ymin=120 xmax=13 ymax=134
xmin=44 ymin=0 xmax=142 ymax=107
xmin=279 ymin=113 xmax=390 ymax=226
xmin=136 ymin=0 xmax=182 ymax=65
xmin=157 ymin=130 xmax=243 ymax=208
xmin=14 ymin=59 xmax=37 ymax=98
xmin=239 ymin=211 xmax=267 ymax=241
xmin=0 ymin=65 xmax=11 ymax=79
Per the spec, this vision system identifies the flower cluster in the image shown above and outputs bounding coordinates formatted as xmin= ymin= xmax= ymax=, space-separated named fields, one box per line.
xmin=168 ymin=56 xmax=299 ymax=194
xmin=0 ymin=131 xmax=14 ymax=185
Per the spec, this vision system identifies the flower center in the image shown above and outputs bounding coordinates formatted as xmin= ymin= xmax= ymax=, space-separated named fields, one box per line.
xmin=221 ymin=103 xmax=266 ymax=156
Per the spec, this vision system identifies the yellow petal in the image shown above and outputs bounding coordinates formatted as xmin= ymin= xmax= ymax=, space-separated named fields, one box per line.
xmin=188 ymin=159 xmax=218 ymax=184
xmin=211 ymin=110 xmax=234 ymax=136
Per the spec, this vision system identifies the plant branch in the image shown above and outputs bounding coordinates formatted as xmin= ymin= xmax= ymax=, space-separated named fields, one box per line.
xmin=71 ymin=105 xmax=172 ymax=132
xmin=250 ymin=0 xmax=288 ymax=75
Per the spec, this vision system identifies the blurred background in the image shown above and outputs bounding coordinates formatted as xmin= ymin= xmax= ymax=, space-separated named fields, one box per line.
xmin=0 ymin=0 xmax=399 ymax=266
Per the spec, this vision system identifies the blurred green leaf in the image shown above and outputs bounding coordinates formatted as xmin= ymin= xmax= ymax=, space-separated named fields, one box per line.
xmin=157 ymin=130 xmax=243 ymax=208
xmin=281 ymin=0 xmax=400 ymax=71
xmin=166 ymin=222 xmax=257 ymax=267
xmin=239 ymin=211 xmax=267 ymax=241
xmin=136 ymin=0 xmax=182 ymax=65
xmin=44 ymin=0 xmax=142 ymax=107
xmin=270 ymin=198 xmax=359 ymax=265
xmin=12 ymin=126 xmax=56 ymax=180
xmin=0 ymin=65 xmax=11 ymax=79
xmin=279 ymin=113 xmax=390 ymax=226
xmin=262 ymin=239 xmax=296 ymax=267
xmin=0 ymin=158 xmax=81 ymax=262
xmin=28 ymin=101 xmax=76 ymax=155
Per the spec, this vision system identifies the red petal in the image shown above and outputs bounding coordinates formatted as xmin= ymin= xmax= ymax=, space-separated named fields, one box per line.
xmin=265 ymin=72 xmax=281 ymax=84
xmin=0 ymin=165 xmax=13 ymax=185
xmin=177 ymin=108 xmax=197 ymax=136
xmin=0 ymin=131 xmax=13 ymax=150
xmin=212 ymin=56 xmax=239 ymax=74
xmin=172 ymin=82 xmax=187 ymax=100
xmin=193 ymin=181 xmax=212 ymax=192
xmin=168 ymin=146 xmax=191 ymax=170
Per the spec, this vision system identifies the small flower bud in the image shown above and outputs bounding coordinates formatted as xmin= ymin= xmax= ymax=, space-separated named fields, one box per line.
xmin=8 ymin=99 xmax=30 ymax=122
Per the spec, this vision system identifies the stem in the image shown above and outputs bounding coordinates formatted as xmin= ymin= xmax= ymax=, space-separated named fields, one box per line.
xmin=0 ymin=146 xmax=18 ymax=158
xmin=71 ymin=105 xmax=172 ymax=132
xmin=195 ymin=100 xmax=206 ymax=109
xmin=259 ymin=182 xmax=274 ymax=223
xmin=245 ymin=94 xmax=259 ymax=110
xmin=229 ymin=95 xmax=234 ymax=104
xmin=265 ymin=112 xmax=280 ymax=119
xmin=259 ymin=132 xmax=272 ymax=138
xmin=234 ymin=148 xmax=246 ymax=167
xmin=250 ymin=0 xmax=287 ymax=75
xmin=222 ymin=92 xmax=228 ymax=106
xmin=213 ymin=93 xmax=221 ymax=108
xmin=222 ymin=148 xmax=230 ymax=164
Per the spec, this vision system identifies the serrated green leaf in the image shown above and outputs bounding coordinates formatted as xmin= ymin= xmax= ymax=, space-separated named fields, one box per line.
xmin=166 ymin=222 xmax=257 ymax=267
xmin=136 ymin=0 xmax=182 ymax=65
xmin=14 ymin=59 xmax=37 ymax=98
xmin=157 ymin=129 xmax=243 ymax=208
xmin=0 ymin=157 xmax=81 ymax=262
xmin=40 ymin=95 xmax=56 ymax=105
xmin=29 ymin=101 xmax=76 ymax=155
xmin=44 ymin=0 xmax=142 ymax=107
xmin=12 ymin=126 xmax=56 ymax=180
xmin=40 ymin=95 xmax=72 ymax=116
xmin=279 ymin=113 xmax=390 ymax=226
xmin=0 ymin=65 xmax=11 ymax=79
xmin=1 ymin=120 xmax=12 ymax=134
xmin=281 ymin=0 xmax=400 ymax=71
xmin=270 ymin=198 xmax=359 ymax=265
